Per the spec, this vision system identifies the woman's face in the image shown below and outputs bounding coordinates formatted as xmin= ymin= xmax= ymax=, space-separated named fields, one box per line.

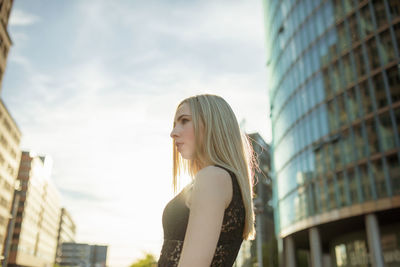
xmin=170 ymin=102 xmax=196 ymax=160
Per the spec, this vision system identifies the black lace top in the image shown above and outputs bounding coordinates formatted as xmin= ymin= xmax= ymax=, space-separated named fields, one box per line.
xmin=158 ymin=165 xmax=245 ymax=267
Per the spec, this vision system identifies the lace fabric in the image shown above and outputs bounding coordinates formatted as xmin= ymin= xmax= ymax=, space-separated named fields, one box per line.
xmin=158 ymin=165 xmax=245 ymax=267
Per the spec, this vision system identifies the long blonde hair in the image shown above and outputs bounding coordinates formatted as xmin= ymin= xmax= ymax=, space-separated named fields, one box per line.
xmin=172 ymin=94 xmax=256 ymax=240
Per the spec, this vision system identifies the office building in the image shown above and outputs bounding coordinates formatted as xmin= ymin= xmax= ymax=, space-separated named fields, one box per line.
xmin=8 ymin=152 xmax=61 ymax=267
xmin=59 ymin=243 xmax=108 ymax=267
xmin=55 ymin=208 xmax=76 ymax=265
xmin=0 ymin=0 xmax=13 ymax=93
xmin=0 ymin=100 xmax=20 ymax=263
xmin=264 ymin=0 xmax=400 ymax=266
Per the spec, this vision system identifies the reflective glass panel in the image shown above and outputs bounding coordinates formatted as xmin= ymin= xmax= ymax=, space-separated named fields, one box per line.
xmin=359 ymin=81 xmax=374 ymax=115
xmin=371 ymin=158 xmax=387 ymax=198
xmin=359 ymin=164 xmax=373 ymax=201
xmin=386 ymin=66 xmax=400 ymax=103
xmin=372 ymin=73 xmax=388 ymax=109
xmin=386 ymin=153 xmax=400 ymax=196
xmin=377 ymin=112 xmax=396 ymax=151
xmin=365 ymin=118 xmax=380 ymax=155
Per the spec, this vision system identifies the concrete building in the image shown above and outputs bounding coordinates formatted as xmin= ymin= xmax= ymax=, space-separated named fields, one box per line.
xmin=59 ymin=243 xmax=108 ymax=267
xmin=55 ymin=208 xmax=76 ymax=265
xmin=264 ymin=0 xmax=400 ymax=266
xmin=0 ymin=100 xmax=20 ymax=263
xmin=0 ymin=0 xmax=13 ymax=93
xmin=8 ymin=152 xmax=61 ymax=267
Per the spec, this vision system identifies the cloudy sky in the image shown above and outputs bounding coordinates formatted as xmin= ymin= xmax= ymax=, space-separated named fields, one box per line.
xmin=3 ymin=1 xmax=271 ymax=266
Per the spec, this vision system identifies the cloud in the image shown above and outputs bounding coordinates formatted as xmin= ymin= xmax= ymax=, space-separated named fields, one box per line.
xmin=9 ymin=9 xmax=40 ymax=26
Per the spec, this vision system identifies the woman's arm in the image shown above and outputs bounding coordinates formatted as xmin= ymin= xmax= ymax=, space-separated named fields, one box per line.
xmin=177 ymin=166 xmax=232 ymax=267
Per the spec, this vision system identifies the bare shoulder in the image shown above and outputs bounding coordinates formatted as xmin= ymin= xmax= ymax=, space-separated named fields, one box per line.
xmin=191 ymin=165 xmax=233 ymax=208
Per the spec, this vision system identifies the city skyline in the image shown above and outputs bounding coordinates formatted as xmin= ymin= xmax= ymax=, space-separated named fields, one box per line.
xmin=3 ymin=1 xmax=271 ymax=266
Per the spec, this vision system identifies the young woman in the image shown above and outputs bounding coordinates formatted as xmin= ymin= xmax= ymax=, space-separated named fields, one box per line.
xmin=158 ymin=94 xmax=256 ymax=267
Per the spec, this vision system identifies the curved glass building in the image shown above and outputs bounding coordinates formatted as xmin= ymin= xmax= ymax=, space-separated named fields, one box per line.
xmin=264 ymin=0 xmax=400 ymax=266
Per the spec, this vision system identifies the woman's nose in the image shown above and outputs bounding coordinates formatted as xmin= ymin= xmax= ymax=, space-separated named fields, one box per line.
xmin=170 ymin=127 xmax=178 ymax=138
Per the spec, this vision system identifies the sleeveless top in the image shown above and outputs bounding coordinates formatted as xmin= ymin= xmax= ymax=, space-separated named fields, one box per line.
xmin=158 ymin=165 xmax=245 ymax=267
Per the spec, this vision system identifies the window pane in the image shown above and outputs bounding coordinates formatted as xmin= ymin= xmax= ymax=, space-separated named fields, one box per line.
xmin=333 ymin=0 xmax=344 ymax=21
xmin=366 ymin=38 xmax=380 ymax=71
xmin=360 ymin=5 xmax=375 ymax=37
xmin=386 ymin=66 xmax=400 ymax=104
xmin=372 ymin=0 xmax=388 ymax=28
xmin=337 ymin=172 xmax=348 ymax=206
xmin=342 ymin=129 xmax=354 ymax=164
xmin=354 ymin=123 xmax=368 ymax=160
xmin=371 ymin=159 xmax=387 ymax=198
xmin=343 ymin=54 xmax=355 ymax=86
xmin=338 ymin=93 xmax=348 ymax=127
xmin=347 ymin=167 xmax=359 ymax=203
xmin=353 ymin=46 xmax=367 ymax=78
xmin=347 ymin=86 xmax=361 ymax=121
xmin=372 ymin=73 xmax=388 ymax=109
xmin=377 ymin=112 xmax=396 ymax=151
xmin=365 ymin=119 xmax=380 ymax=155
xmin=317 ymin=176 xmax=328 ymax=212
xmin=328 ymin=100 xmax=339 ymax=131
xmin=331 ymin=62 xmax=342 ymax=94
xmin=395 ymin=108 xmax=400 ymax=141
xmin=327 ymin=174 xmax=337 ymax=209
xmin=333 ymin=138 xmax=343 ymax=169
xmin=338 ymin=22 xmax=349 ymax=52
xmin=323 ymin=69 xmax=333 ymax=98
xmin=386 ymin=154 xmax=400 ymax=196
xmin=359 ymin=81 xmax=374 ymax=115
xmin=359 ymin=164 xmax=373 ymax=201
xmin=377 ymin=30 xmax=396 ymax=65
xmin=348 ymin=14 xmax=360 ymax=44
xmin=387 ymin=1 xmax=400 ymax=19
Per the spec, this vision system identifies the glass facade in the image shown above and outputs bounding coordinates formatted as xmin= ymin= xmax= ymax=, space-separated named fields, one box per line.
xmin=264 ymin=0 xmax=400 ymax=233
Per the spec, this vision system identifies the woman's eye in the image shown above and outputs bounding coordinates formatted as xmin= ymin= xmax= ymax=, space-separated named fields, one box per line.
xmin=182 ymin=119 xmax=188 ymax=124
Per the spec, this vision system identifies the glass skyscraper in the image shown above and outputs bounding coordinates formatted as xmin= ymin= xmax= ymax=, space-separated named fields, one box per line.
xmin=264 ymin=0 xmax=400 ymax=266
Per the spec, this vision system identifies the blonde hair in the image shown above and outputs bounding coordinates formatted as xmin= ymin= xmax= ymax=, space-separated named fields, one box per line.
xmin=172 ymin=94 xmax=256 ymax=240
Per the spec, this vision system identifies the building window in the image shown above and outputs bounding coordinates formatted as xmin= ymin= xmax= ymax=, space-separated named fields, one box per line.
xmin=347 ymin=86 xmax=361 ymax=121
xmin=338 ymin=22 xmax=349 ymax=52
xmin=328 ymin=100 xmax=339 ymax=132
xmin=371 ymin=158 xmax=387 ymax=198
xmin=349 ymin=14 xmax=360 ymax=44
xmin=372 ymin=0 xmax=389 ymax=28
xmin=377 ymin=112 xmax=396 ymax=151
xmin=342 ymin=129 xmax=354 ymax=164
xmin=387 ymin=1 xmax=400 ymax=19
xmin=377 ymin=30 xmax=396 ymax=65
xmin=360 ymin=5 xmax=375 ymax=37
xmin=366 ymin=38 xmax=381 ymax=71
xmin=331 ymin=62 xmax=342 ymax=94
xmin=317 ymin=176 xmax=328 ymax=212
xmin=336 ymin=171 xmax=348 ymax=206
xmin=365 ymin=118 xmax=380 ymax=155
xmin=347 ymin=167 xmax=359 ymax=203
xmin=372 ymin=73 xmax=388 ymax=109
xmin=354 ymin=123 xmax=368 ymax=161
xmin=359 ymin=164 xmax=373 ymax=201
xmin=327 ymin=174 xmax=337 ymax=209
xmin=359 ymin=81 xmax=374 ymax=115
xmin=333 ymin=0 xmax=345 ymax=21
xmin=386 ymin=153 xmax=400 ymax=195
xmin=386 ymin=66 xmax=400 ymax=104
xmin=353 ymin=46 xmax=366 ymax=78
xmin=338 ymin=93 xmax=349 ymax=127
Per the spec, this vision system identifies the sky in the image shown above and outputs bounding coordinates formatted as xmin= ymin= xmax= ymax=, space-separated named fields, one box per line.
xmin=3 ymin=1 xmax=271 ymax=266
